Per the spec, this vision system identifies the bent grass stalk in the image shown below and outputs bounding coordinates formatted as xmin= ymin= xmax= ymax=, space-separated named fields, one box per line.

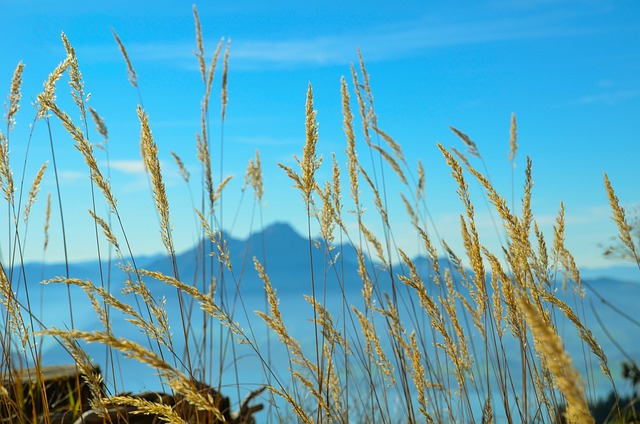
xmin=2 ymin=10 xmax=629 ymax=424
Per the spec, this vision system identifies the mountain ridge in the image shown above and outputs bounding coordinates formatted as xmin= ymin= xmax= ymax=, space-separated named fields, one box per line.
xmin=7 ymin=221 xmax=638 ymax=292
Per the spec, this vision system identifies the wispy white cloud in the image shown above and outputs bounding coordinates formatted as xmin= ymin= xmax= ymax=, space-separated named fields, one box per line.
xmin=105 ymin=159 xmax=184 ymax=191
xmin=221 ymin=15 xmax=583 ymax=69
xmin=487 ymin=0 xmax=613 ymax=13
xmin=232 ymin=135 xmax=299 ymax=147
xmin=108 ymin=159 xmax=147 ymax=175
xmin=523 ymin=205 xmax=611 ymax=227
xmin=576 ymin=89 xmax=640 ymax=106
xmin=78 ymin=11 xmax=591 ymax=71
xmin=58 ymin=170 xmax=86 ymax=183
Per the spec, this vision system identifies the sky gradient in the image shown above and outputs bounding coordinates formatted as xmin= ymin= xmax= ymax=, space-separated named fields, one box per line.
xmin=1 ymin=0 xmax=639 ymax=268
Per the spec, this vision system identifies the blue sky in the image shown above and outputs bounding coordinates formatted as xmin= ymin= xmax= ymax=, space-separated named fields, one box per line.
xmin=1 ymin=0 xmax=639 ymax=268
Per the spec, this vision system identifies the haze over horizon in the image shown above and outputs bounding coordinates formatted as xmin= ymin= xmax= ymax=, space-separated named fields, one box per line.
xmin=1 ymin=0 xmax=638 ymax=269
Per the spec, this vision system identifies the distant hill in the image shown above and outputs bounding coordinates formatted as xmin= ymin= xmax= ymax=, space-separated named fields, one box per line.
xmin=9 ymin=220 xmax=638 ymax=299
xmin=142 ymin=221 xmax=369 ymax=296
xmin=581 ymin=264 xmax=639 ymax=284
xmin=4 ymin=221 xmax=638 ymax=396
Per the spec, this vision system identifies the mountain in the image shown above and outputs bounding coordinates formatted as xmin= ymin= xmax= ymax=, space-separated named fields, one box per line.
xmin=11 ymin=221 xmax=638 ymax=300
xmin=140 ymin=221 xmax=370 ymax=297
xmin=4 ymin=222 xmax=379 ymax=322
xmin=581 ymin=264 xmax=640 ymax=284
xmin=5 ymin=221 xmax=639 ymax=397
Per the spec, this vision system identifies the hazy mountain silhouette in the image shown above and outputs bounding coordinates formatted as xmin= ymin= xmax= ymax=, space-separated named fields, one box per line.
xmin=6 ymin=221 xmax=638 ymax=396
xmin=142 ymin=221 xmax=368 ymax=296
xmin=139 ymin=221 xmax=473 ymax=300
xmin=11 ymin=221 xmax=638 ymax=299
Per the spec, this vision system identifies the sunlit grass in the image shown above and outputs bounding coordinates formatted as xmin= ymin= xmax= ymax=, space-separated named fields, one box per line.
xmin=1 ymin=6 xmax=638 ymax=424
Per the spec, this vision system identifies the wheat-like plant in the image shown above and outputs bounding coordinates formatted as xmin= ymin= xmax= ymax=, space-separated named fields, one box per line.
xmin=3 ymin=8 xmax=629 ymax=424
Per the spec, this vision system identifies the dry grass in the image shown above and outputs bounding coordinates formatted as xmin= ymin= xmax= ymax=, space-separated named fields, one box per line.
xmin=1 ymin=6 xmax=636 ymax=424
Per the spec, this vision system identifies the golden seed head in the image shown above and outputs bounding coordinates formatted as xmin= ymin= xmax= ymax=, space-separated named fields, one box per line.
xmin=112 ymin=29 xmax=138 ymax=88
xmin=508 ymin=113 xmax=518 ymax=163
xmin=5 ymin=61 xmax=25 ymax=130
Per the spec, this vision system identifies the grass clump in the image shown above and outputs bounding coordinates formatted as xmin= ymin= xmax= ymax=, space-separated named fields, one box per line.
xmin=1 ymin=6 xmax=638 ymax=424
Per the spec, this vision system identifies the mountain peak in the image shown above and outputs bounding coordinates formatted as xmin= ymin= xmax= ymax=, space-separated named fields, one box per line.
xmin=259 ymin=221 xmax=301 ymax=239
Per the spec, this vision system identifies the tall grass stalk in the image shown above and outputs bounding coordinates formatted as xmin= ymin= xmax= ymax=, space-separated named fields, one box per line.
xmin=1 ymin=7 xmax=633 ymax=424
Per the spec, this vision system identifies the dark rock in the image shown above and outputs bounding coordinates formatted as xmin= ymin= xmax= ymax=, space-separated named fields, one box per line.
xmin=2 ymin=365 xmax=264 ymax=424
xmin=73 ymin=380 xmax=265 ymax=424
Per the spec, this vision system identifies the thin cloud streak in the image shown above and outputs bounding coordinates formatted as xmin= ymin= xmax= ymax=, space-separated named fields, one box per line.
xmin=576 ymin=89 xmax=640 ymax=106
xmin=79 ymin=12 xmax=590 ymax=70
xmin=232 ymin=135 xmax=299 ymax=147
xmin=58 ymin=170 xmax=86 ymax=183
xmin=109 ymin=159 xmax=147 ymax=175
